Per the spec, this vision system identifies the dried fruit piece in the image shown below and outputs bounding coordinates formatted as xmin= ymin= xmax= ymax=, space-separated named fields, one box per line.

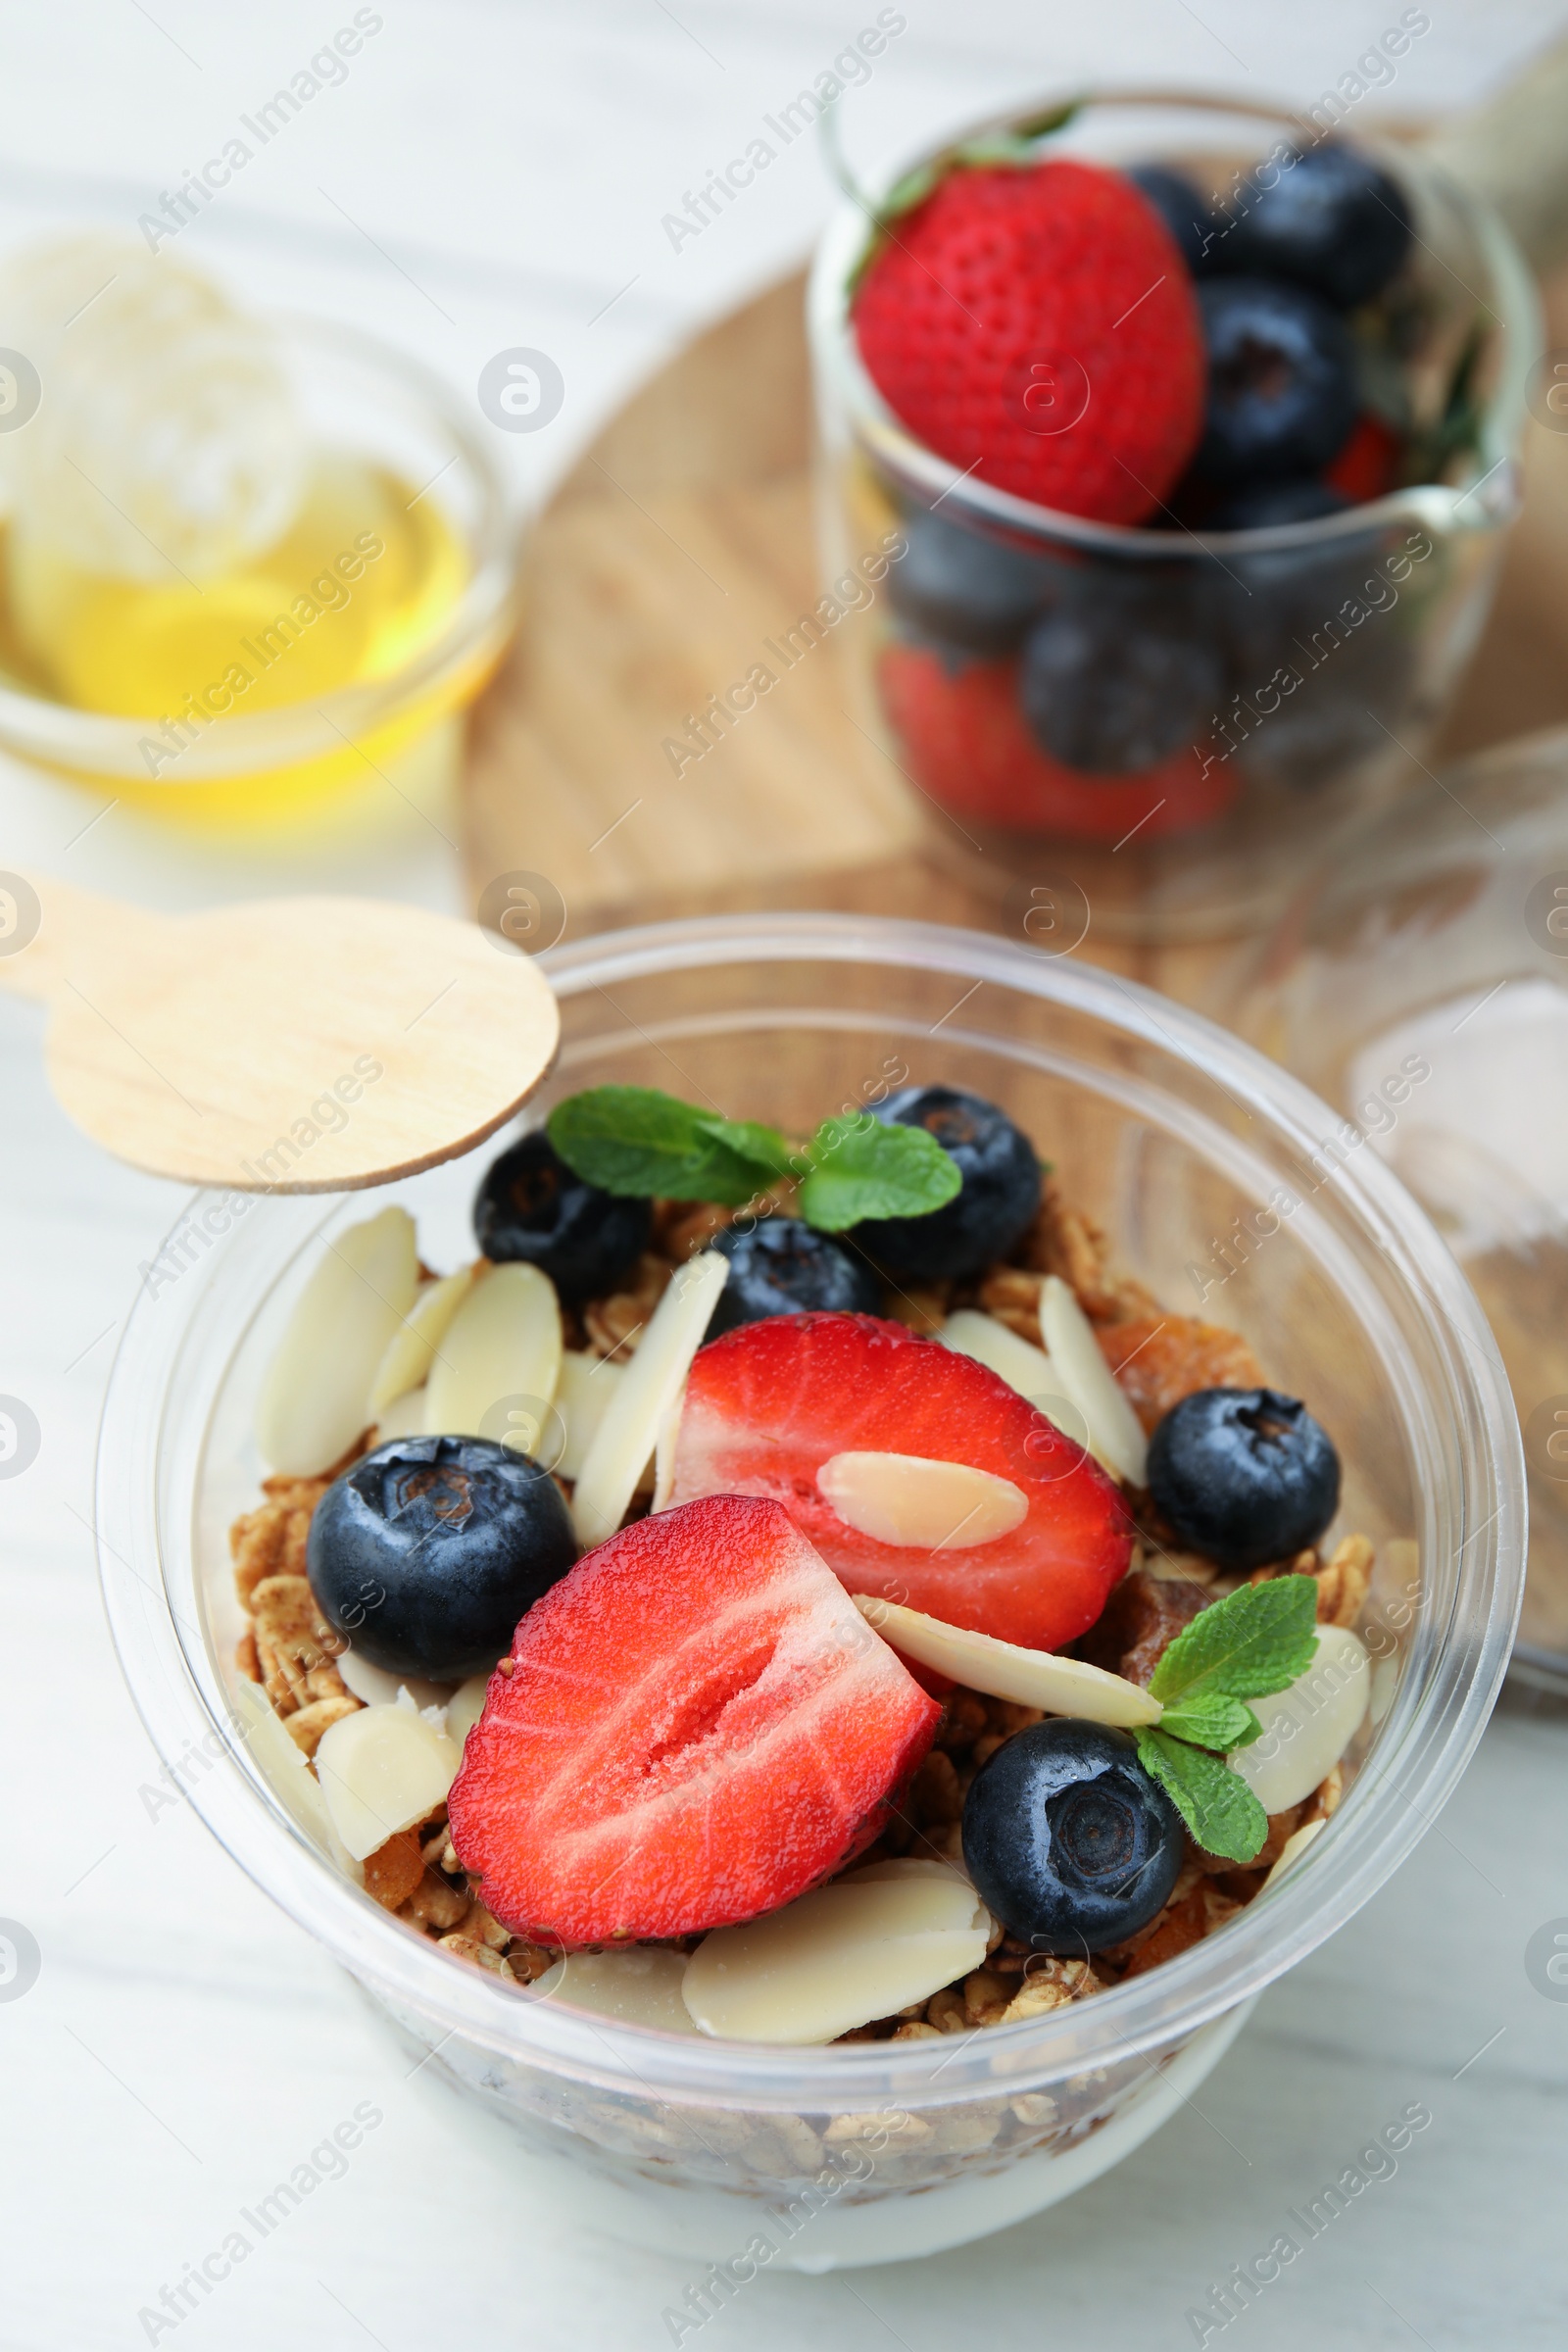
xmin=1095 ymin=1315 xmax=1265 ymax=1434
xmin=369 ymin=1264 xmax=478 ymax=1413
xmin=315 ymin=1702 xmax=461 ymax=1862
xmin=853 ymin=1594 xmax=1161 ymax=1728
xmin=1079 ymin=1567 xmax=1210 ymax=1689
xmin=364 ymin=1829 xmax=425 ymax=1910
xmin=422 ymin=1262 xmax=563 ymax=1447
xmin=682 ymin=1862 xmax=991 ymax=2044
xmin=256 ymin=1206 xmax=417 ymax=1475
xmin=817 ymin=1452 xmax=1028 ymax=1549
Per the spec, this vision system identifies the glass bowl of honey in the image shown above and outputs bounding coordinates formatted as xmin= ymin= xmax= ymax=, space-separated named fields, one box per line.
xmin=0 ymin=242 xmax=514 ymax=833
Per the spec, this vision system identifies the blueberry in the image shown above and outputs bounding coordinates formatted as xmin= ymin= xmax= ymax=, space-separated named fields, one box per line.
xmin=851 ymin=1086 xmax=1040 ymax=1282
xmin=1019 ymin=579 xmax=1226 ymax=773
xmin=1126 ymin=163 xmax=1213 ymax=274
xmin=1207 ymin=478 xmax=1351 ymax=532
xmin=1197 ymin=279 xmax=1359 ymax=486
xmin=474 ymin=1132 xmax=650 ymax=1305
xmin=706 ymin=1217 xmax=882 ymax=1339
xmin=962 ymin=1720 xmax=1185 ymax=1955
xmin=1147 ymin=1387 xmax=1341 ymax=1572
xmin=1215 ymin=143 xmax=1412 ymax=309
xmin=1234 ymin=627 xmax=1415 ymax=793
xmin=888 ymin=507 xmax=1056 ymax=656
xmin=307 ymin=1435 xmax=577 ymax=1683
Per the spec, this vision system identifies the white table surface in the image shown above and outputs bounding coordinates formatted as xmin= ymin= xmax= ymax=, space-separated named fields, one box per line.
xmin=5 ymin=5 xmax=1568 ymax=2345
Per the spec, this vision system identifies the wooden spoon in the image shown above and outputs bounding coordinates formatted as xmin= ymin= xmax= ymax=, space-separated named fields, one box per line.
xmin=0 ymin=870 xmax=559 ymax=1190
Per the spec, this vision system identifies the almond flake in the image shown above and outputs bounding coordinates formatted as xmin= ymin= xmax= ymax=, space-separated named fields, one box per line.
xmin=534 ymin=1947 xmax=702 ymax=2034
xmin=554 ymin=1348 xmax=626 ymax=1482
xmin=1039 ymin=1274 xmax=1149 ymax=1486
xmin=369 ymin=1263 xmax=478 ymax=1412
xmin=445 ymin=1671 xmax=492 ymax=1754
xmin=942 ymin=1307 xmax=1093 ymax=1453
xmin=255 ymin=1206 xmax=417 ymax=1475
xmin=314 ymin=1702 xmax=461 ymax=1862
xmin=817 ymin=1450 xmax=1028 ymax=1548
xmin=423 ymin=1261 xmax=563 ymax=1449
xmin=682 ymin=1862 xmax=991 ymax=2044
xmin=851 ymin=1593 xmax=1162 ymax=1728
xmin=1229 ymin=1626 xmax=1369 ymax=1813
xmin=572 ymin=1250 xmax=729 ymax=1548
xmin=334 ymin=1650 xmax=453 ymax=1713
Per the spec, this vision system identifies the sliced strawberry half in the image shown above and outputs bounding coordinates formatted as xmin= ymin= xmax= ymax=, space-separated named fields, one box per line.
xmin=446 ymin=1494 xmax=938 ymax=1945
xmin=666 ymin=1313 xmax=1132 ymax=1651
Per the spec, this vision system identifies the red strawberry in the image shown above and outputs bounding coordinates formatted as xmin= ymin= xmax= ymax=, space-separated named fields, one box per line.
xmin=854 ymin=160 xmax=1205 ymax=523
xmin=447 ymin=1494 xmax=938 ymax=1945
xmin=1322 ymin=413 xmax=1401 ymax=505
xmin=666 ymin=1314 xmax=1132 ymax=1651
xmin=878 ymin=644 xmax=1239 ymax=842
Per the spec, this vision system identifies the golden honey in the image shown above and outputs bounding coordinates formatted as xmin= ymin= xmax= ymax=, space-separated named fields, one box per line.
xmin=0 ymin=452 xmax=468 ymax=770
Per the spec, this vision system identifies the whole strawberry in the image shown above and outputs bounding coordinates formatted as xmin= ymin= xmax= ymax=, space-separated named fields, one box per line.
xmin=854 ymin=159 xmax=1205 ymax=523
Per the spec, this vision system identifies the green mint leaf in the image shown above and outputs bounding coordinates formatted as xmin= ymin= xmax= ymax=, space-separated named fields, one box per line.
xmin=1134 ymin=1728 xmax=1269 ymax=1864
xmin=1149 ymin=1574 xmax=1320 ymax=1709
xmin=796 ymin=1115 xmax=962 ymax=1234
xmin=692 ymin=1115 xmax=797 ymax=1181
xmin=548 ymin=1088 xmax=785 ymax=1207
xmin=1155 ymin=1691 xmax=1263 ymax=1753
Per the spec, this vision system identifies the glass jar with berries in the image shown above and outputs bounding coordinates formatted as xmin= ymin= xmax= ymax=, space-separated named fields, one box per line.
xmin=808 ymin=91 xmax=1537 ymax=941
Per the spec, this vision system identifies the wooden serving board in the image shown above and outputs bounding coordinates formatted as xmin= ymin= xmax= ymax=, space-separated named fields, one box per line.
xmin=462 ymin=265 xmax=1568 ymax=999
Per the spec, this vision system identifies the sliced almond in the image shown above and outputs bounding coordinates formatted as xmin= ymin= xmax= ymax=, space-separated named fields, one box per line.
xmin=1039 ymin=1274 xmax=1149 ymax=1486
xmin=314 ymin=1702 xmax=461 ymax=1862
xmin=573 ymin=1250 xmax=729 ymax=1548
xmin=682 ymin=1862 xmax=991 ymax=2044
xmin=942 ymin=1309 xmax=1057 ymax=1394
xmin=255 ymin=1205 xmax=417 ymax=1475
xmin=851 ymin=1593 xmax=1162 ymax=1728
xmin=368 ymin=1263 xmax=478 ymax=1412
xmin=650 ymin=1373 xmax=686 ymax=1512
xmin=534 ymin=1947 xmax=702 ymax=2034
xmin=1262 ymin=1817 xmax=1326 ymax=1888
xmin=445 ymin=1670 xmax=493 ymax=1753
xmin=334 ymin=1650 xmax=453 ymax=1713
xmin=818 ymin=1451 xmax=1027 ymax=1549
xmin=1229 ymin=1626 xmax=1369 ymax=1814
xmin=372 ymin=1386 xmax=428 ymax=1443
xmin=232 ymin=1675 xmax=334 ymax=1846
xmin=554 ymin=1348 xmax=626 ymax=1483
xmin=423 ymin=1261 xmax=563 ymax=1449
xmin=941 ymin=1309 xmax=1089 ymax=1451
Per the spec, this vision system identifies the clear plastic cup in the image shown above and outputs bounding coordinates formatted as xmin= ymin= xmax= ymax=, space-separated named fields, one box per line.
xmin=95 ymin=913 xmax=1524 ymax=2267
xmin=808 ymin=94 xmax=1538 ymax=943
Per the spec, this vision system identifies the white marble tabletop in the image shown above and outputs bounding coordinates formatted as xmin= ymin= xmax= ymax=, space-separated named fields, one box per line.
xmin=4 ymin=5 xmax=1568 ymax=2346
